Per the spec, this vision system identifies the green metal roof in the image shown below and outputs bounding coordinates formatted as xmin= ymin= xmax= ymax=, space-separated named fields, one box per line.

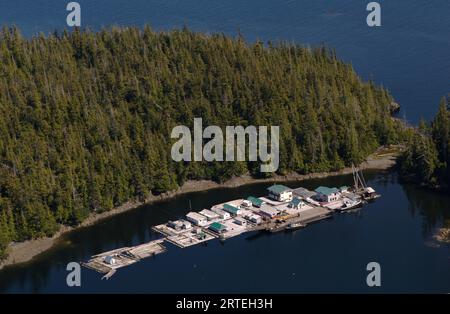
xmin=223 ymin=203 xmax=240 ymax=214
xmin=315 ymin=186 xmax=340 ymax=196
xmin=209 ymin=222 xmax=226 ymax=232
xmin=247 ymin=196 xmax=264 ymax=206
xmin=267 ymin=184 xmax=291 ymax=194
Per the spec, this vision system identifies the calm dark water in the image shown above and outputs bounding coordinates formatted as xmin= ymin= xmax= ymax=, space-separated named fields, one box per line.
xmin=0 ymin=170 xmax=449 ymax=293
xmin=0 ymin=0 xmax=449 ymax=293
xmin=0 ymin=0 xmax=449 ymax=123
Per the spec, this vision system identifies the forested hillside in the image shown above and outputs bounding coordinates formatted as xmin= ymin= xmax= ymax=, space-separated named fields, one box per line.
xmin=400 ymin=97 xmax=450 ymax=189
xmin=0 ymin=26 xmax=401 ymax=259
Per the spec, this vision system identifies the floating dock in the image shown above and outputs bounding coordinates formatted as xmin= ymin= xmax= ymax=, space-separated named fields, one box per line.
xmin=246 ymin=206 xmax=331 ymax=233
xmin=165 ymin=228 xmax=216 ymax=248
xmin=83 ymin=175 xmax=378 ymax=279
xmin=82 ymin=239 xmax=166 ymax=279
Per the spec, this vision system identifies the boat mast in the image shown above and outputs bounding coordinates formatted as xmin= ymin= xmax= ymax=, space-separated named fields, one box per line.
xmin=359 ymin=168 xmax=367 ymax=188
xmin=352 ymin=163 xmax=366 ymax=190
xmin=352 ymin=163 xmax=358 ymax=190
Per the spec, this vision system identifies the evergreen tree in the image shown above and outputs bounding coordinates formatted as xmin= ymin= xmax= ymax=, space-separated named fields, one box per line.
xmin=0 ymin=26 xmax=402 ymax=259
xmin=400 ymin=97 xmax=450 ymax=189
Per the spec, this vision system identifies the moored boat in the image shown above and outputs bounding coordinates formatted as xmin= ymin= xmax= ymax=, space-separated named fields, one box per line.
xmin=285 ymin=222 xmax=305 ymax=231
xmin=351 ymin=164 xmax=381 ymax=201
xmin=362 ymin=187 xmax=381 ymax=201
xmin=339 ymin=198 xmax=363 ymax=211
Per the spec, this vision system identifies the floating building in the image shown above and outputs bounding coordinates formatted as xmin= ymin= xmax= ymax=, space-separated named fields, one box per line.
xmin=314 ymin=186 xmax=341 ymax=202
xmin=289 ymin=197 xmax=306 ymax=209
xmin=199 ymin=209 xmax=220 ymax=221
xmin=211 ymin=207 xmax=231 ymax=220
xmin=267 ymin=184 xmax=293 ymax=202
xmin=247 ymin=196 xmax=265 ymax=208
xmin=209 ymin=222 xmax=228 ymax=234
xmin=259 ymin=205 xmax=281 ymax=219
xmin=167 ymin=220 xmax=192 ymax=231
xmin=233 ymin=217 xmax=247 ymax=226
xmin=186 ymin=212 xmax=208 ymax=226
xmin=222 ymin=203 xmax=243 ymax=216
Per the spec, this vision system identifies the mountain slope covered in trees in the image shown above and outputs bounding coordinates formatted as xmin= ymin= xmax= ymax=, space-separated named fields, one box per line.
xmin=0 ymin=26 xmax=401 ymax=259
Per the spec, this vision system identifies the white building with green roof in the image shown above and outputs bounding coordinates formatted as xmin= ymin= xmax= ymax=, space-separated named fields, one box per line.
xmin=209 ymin=222 xmax=227 ymax=234
xmin=314 ymin=186 xmax=341 ymax=203
xmin=210 ymin=208 xmax=231 ymax=220
xmin=247 ymin=196 xmax=265 ymax=208
xmin=222 ymin=203 xmax=242 ymax=216
xmin=267 ymin=184 xmax=293 ymax=202
xmin=289 ymin=197 xmax=306 ymax=209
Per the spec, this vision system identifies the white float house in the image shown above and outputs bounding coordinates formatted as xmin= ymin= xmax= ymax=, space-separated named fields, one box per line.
xmin=289 ymin=197 xmax=306 ymax=209
xmin=168 ymin=219 xmax=192 ymax=230
xmin=211 ymin=208 xmax=231 ymax=220
xmin=186 ymin=212 xmax=208 ymax=226
xmin=167 ymin=220 xmax=184 ymax=231
xmin=248 ymin=214 xmax=262 ymax=224
xmin=247 ymin=196 xmax=265 ymax=208
xmin=314 ymin=186 xmax=341 ymax=203
xmin=267 ymin=184 xmax=293 ymax=202
xmin=199 ymin=209 xmax=219 ymax=221
xmin=259 ymin=206 xmax=280 ymax=219
xmin=222 ymin=203 xmax=243 ymax=216
xmin=209 ymin=222 xmax=228 ymax=234
xmin=181 ymin=220 xmax=192 ymax=230
xmin=233 ymin=217 xmax=247 ymax=226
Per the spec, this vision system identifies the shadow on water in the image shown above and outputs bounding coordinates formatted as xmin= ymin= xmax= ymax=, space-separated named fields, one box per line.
xmin=401 ymin=180 xmax=450 ymax=238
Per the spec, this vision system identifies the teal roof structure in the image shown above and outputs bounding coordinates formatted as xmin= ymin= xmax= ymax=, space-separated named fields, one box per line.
xmin=267 ymin=184 xmax=291 ymax=194
xmin=315 ymin=186 xmax=340 ymax=196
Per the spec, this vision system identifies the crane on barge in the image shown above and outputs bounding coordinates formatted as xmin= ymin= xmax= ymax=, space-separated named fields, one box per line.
xmin=351 ymin=164 xmax=381 ymax=201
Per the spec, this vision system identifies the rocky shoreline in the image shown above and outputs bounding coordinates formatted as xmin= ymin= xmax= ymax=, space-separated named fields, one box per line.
xmin=0 ymin=147 xmax=399 ymax=271
xmin=434 ymin=228 xmax=450 ymax=244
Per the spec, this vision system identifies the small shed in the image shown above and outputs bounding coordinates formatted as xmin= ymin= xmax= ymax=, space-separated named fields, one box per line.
xmin=340 ymin=186 xmax=350 ymax=193
xmin=209 ymin=222 xmax=227 ymax=234
xmin=314 ymin=186 xmax=341 ymax=202
xmin=104 ymin=255 xmax=116 ymax=265
xmin=223 ymin=204 xmax=242 ymax=216
xmin=289 ymin=197 xmax=305 ymax=209
xmin=259 ymin=206 xmax=280 ymax=219
xmin=199 ymin=209 xmax=219 ymax=221
xmin=248 ymin=214 xmax=262 ymax=224
xmin=247 ymin=196 xmax=265 ymax=208
xmin=186 ymin=212 xmax=208 ymax=226
xmin=233 ymin=217 xmax=247 ymax=226
xmin=211 ymin=208 xmax=231 ymax=220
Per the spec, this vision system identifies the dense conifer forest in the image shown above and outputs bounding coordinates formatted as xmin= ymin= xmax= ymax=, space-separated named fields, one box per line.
xmin=400 ymin=97 xmax=450 ymax=190
xmin=0 ymin=26 xmax=401 ymax=259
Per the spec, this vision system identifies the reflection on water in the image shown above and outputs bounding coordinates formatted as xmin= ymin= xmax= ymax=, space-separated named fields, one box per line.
xmin=0 ymin=0 xmax=448 ymax=293
xmin=0 ymin=170 xmax=449 ymax=293
xmin=401 ymin=181 xmax=450 ymax=237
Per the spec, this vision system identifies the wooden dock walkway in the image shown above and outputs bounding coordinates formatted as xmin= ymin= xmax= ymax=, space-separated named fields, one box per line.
xmin=82 ymin=239 xmax=167 ymax=278
xmin=246 ymin=206 xmax=331 ymax=233
xmin=82 ymin=182 xmax=377 ymax=279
